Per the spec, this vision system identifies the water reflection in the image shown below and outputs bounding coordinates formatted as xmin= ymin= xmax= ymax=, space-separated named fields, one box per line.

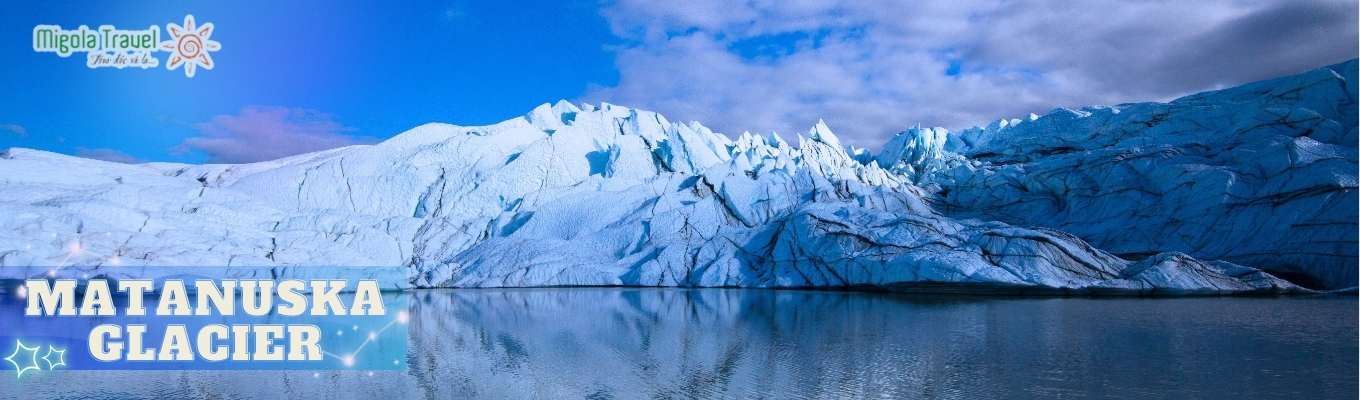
xmin=404 ymin=289 xmax=1356 ymax=399
xmin=2 ymin=289 xmax=1355 ymax=399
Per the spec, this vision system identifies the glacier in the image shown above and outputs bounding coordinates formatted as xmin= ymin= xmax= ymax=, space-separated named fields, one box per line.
xmin=901 ymin=60 xmax=1358 ymax=290
xmin=1 ymin=60 xmax=1355 ymax=294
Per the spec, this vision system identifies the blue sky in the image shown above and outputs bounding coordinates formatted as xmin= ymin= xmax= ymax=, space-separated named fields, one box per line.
xmin=0 ymin=0 xmax=619 ymax=163
xmin=1 ymin=1 xmax=1355 ymax=163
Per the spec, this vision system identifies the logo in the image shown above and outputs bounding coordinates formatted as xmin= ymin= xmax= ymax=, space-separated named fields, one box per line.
xmin=32 ymin=15 xmax=221 ymax=78
xmin=161 ymin=15 xmax=220 ymax=78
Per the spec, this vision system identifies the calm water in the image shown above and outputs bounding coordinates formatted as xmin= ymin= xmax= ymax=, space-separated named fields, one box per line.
xmin=3 ymin=289 xmax=1356 ymax=399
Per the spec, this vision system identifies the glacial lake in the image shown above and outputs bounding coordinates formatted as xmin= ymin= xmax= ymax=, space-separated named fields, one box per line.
xmin=3 ymin=289 xmax=1355 ymax=399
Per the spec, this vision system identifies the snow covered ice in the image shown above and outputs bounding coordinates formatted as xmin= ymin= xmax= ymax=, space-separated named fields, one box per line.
xmin=904 ymin=60 xmax=1358 ymax=291
xmin=1 ymin=61 xmax=1354 ymax=294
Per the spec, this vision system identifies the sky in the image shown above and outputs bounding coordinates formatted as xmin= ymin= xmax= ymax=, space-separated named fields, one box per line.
xmin=0 ymin=0 xmax=1355 ymax=164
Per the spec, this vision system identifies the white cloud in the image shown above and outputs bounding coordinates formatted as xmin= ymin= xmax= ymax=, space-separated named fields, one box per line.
xmin=177 ymin=106 xmax=379 ymax=164
xmin=585 ymin=0 xmax=1358 ymax=148
xmin=1 ymin=124 xmax=25 ymax=138
xmin=75 ymin=147 xmax=144 ymax=164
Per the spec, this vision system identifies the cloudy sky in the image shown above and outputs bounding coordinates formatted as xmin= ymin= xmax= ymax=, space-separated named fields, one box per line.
xmin=0 ymin=0 xmax=1354 ymax=163
xmin=587 ymin=0 xmax=1358 ymax=146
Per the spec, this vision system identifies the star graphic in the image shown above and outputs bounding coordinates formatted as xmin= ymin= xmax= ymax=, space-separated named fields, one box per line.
xmin=3 ymin=340 xmax=41 ymax=378
xmin=42 ymin=346 xmax=65 ymax=370
xmin=159 ymin=15 xmax=221 ymax=78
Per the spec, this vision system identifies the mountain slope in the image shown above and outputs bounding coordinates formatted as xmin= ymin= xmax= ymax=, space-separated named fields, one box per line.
xmin=887 ymin=60 xmax=1357 ymax=290
xmin=2 ymin=62 xmax=1354 ymax=293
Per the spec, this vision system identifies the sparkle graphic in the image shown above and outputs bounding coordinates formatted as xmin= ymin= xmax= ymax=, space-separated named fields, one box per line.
xmin=41 ymin=346 xmax=65 ymax=370
xmin=159 ymin=15 xmax=220 ymax=78
xmin=4 ymin=340 xmax=40 ymax=378
xmin=323 ymin=311 xmax=409 ymax=368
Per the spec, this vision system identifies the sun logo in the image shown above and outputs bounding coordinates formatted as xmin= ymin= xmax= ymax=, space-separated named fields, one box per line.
xmin=159 ymin=15 xmax=220 ymax=78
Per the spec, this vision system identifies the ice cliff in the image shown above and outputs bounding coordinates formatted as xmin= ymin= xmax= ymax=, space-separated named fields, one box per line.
xmin=1 ymin=61 xmax=1354 ymax=293
xmin=898 ymin=60 xmax=1358 ymax=290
